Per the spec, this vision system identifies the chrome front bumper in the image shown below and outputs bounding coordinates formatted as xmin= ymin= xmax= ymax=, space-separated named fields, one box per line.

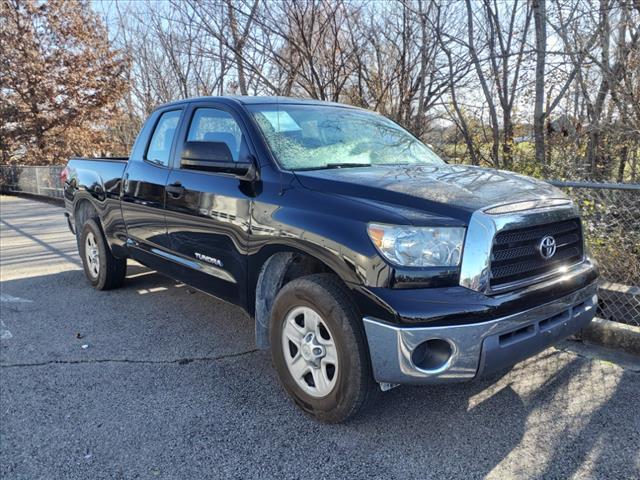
xmin=363 ymin=280 xmax=598 ymax=385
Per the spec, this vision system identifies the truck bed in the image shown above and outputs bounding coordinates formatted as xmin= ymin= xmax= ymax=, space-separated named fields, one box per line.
xmin=66 ymin=157 xmax=128 ymax=186
xmin=69 ymin=156 xmax=129 ymax=162
xmin=63 ymin=156 xmax=130 ymax=250
xmin=65 ymin=157 xmax=129 ymax=200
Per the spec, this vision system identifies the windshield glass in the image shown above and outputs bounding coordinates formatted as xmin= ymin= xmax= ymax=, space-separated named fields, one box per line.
xmin=247 ymin=104 xmax=445 ymax=171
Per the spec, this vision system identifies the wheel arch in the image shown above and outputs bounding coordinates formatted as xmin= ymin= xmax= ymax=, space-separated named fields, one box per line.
xmin=251 ymin=246 xmax=360 ymax=349
xmin=73 ymin=197 xmax=99 ymax=234
xmin=72 ymin=196 xmax=127 ymax=258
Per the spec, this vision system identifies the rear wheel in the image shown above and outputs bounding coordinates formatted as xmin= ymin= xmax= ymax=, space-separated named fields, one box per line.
xmin=270 ymin=274 xmax=377 ymax=423
xmin=79 ymin=219 xmax=126 ymax=290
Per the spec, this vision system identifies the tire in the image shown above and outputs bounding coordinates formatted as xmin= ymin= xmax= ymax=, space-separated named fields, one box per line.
xmin=270 ymin=273 xmax=377 ymax=423
xmin=79 ymin=219 xmax=126 ymax=290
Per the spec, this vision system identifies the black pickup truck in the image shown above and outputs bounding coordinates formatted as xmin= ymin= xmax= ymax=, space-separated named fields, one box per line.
xmin=63 ymin=96 xmax=598 ymax=422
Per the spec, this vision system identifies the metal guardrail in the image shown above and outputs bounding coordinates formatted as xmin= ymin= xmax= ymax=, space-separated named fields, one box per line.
xmin=1 ymin=165 xmax=638 ymax=326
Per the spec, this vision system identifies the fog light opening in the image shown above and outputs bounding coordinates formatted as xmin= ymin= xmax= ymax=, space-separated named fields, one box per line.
xmin=411 ymin=338 xmax=454 ymax=373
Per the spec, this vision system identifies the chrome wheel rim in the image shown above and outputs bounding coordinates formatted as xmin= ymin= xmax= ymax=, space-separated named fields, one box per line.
xmin=85 ymin=232 xmax=100 ymax=278
xmin=281 ymin=306 xmax=339 ymax=398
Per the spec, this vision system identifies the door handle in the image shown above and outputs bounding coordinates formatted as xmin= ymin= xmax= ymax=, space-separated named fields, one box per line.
xmin=166 ymin=182 xmax=185 ymax=199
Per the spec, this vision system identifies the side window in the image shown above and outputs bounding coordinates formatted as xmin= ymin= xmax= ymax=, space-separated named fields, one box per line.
xmin=146 ymin=110 xmax=181 ymax=167
xmin=187 ymin=108 xmax=245 ymax=162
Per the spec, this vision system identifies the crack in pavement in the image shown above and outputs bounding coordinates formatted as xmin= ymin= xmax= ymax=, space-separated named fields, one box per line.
xmin=0 ymin=348 xmax=261 ymax=368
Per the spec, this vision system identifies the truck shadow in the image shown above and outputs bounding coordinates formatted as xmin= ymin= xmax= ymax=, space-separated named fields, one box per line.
xmin=1 ymin=266 xmax=636 ymax=478
xmin=357 ymin=350 xmax=637 ymax=477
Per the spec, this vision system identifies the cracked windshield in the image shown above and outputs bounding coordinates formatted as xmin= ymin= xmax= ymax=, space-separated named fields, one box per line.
xmin=248 ymin=104 xmax=445 ymax=171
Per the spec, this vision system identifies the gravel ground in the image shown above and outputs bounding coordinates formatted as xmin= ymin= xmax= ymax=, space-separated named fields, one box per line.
xmin=1 ymin=194 xmax=639 ymax=480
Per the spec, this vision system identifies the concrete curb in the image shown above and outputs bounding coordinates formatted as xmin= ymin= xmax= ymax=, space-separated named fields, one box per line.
xmin=577 ymin=317 xmax=640 ymax=357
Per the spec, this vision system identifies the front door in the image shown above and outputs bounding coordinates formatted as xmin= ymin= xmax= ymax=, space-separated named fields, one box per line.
xmin=164 ymin=103 xmax=255 ymax=307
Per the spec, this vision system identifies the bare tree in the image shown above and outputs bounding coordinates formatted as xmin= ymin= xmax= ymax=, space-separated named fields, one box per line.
xmin=532 ymin=0 xmax=547 ymax=166
xmin=550 ymin=0 xmax=640 ymax=178
xmin=3 ymin=0 xmax=639 ymax=180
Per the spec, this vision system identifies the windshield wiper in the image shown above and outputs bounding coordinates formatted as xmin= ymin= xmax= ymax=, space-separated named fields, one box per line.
xmin=297 ymin=163 xmax=372 ymax=171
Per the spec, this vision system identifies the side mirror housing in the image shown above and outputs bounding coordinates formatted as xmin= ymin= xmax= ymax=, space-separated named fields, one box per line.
xmin=180 ymin=141 xmax=256 ymax=179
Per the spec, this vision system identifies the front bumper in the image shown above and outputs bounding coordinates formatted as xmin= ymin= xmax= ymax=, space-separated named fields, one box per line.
xmin=363 ymin=280 xmax=598 ymax=385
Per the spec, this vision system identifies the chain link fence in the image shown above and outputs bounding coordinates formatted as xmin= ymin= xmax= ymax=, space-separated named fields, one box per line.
xmin=550 ymin=181 xmax=640 ymax=327
xmin=0 ymin=165 xmax=65 ymax=199
xmin=1 ymin=165 xmax=639 ymax=326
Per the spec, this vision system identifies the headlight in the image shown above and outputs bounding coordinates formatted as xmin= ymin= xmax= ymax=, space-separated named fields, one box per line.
xmin=367 ymin=223 xmax=465 ymax=267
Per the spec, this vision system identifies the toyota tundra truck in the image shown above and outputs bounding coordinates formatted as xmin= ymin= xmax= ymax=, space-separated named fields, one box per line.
xmin=62 ymin=96 xmax=598 ymax=423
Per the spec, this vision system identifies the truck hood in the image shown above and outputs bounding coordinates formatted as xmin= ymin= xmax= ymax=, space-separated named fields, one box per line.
xmin=294 ymin=164 xmax=567 ymax=224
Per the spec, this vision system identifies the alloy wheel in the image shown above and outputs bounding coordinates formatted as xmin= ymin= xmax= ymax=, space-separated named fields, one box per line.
xmin=85 ymin=232 xmax=100 ymax=278
xmin=281 ymin=306 xmax=339 ymax=398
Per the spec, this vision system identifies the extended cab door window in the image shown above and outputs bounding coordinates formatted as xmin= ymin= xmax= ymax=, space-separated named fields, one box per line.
xmin=146 ymin=109 xmax=181 ymax=167
xmin=121 ymin=107 xmax=183 ymax=255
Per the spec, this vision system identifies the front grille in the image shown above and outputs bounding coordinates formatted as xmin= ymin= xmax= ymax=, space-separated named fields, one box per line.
xmin=490 ymin=218 xmax=584 ymax=289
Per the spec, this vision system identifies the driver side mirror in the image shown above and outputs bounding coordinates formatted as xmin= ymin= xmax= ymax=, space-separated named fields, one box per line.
xmin=180 ymin=141 xmax=256 ymax=179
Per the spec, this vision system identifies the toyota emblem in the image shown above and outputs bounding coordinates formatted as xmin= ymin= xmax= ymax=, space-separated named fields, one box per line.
xmin=539 ymin=235 xmax=557 ymax=260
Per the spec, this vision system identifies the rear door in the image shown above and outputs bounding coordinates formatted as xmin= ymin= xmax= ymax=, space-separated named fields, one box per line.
xmin=121 ymin=107 xmax=183 ymax=269
xmin=163 ymin=102 xmax=255 ymax=307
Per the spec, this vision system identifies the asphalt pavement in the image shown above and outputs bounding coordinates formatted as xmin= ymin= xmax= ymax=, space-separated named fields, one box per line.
xmin=1 ymin=194 xmax=639 ymax=480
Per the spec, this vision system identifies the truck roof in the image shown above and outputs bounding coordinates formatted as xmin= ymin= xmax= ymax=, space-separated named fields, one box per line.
xmin=156 ymin=96 xmax=360 ymax=110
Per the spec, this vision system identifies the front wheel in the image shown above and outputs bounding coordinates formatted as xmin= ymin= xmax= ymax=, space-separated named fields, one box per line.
xmin=79 ymin=219 xmax=126 ymax=290
xmin=270 ymin=274 xmax=377 ymax=423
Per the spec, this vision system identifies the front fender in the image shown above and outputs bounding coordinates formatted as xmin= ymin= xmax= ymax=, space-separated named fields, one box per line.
xmin=248 ymin=197 xmax=395 ymax=289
